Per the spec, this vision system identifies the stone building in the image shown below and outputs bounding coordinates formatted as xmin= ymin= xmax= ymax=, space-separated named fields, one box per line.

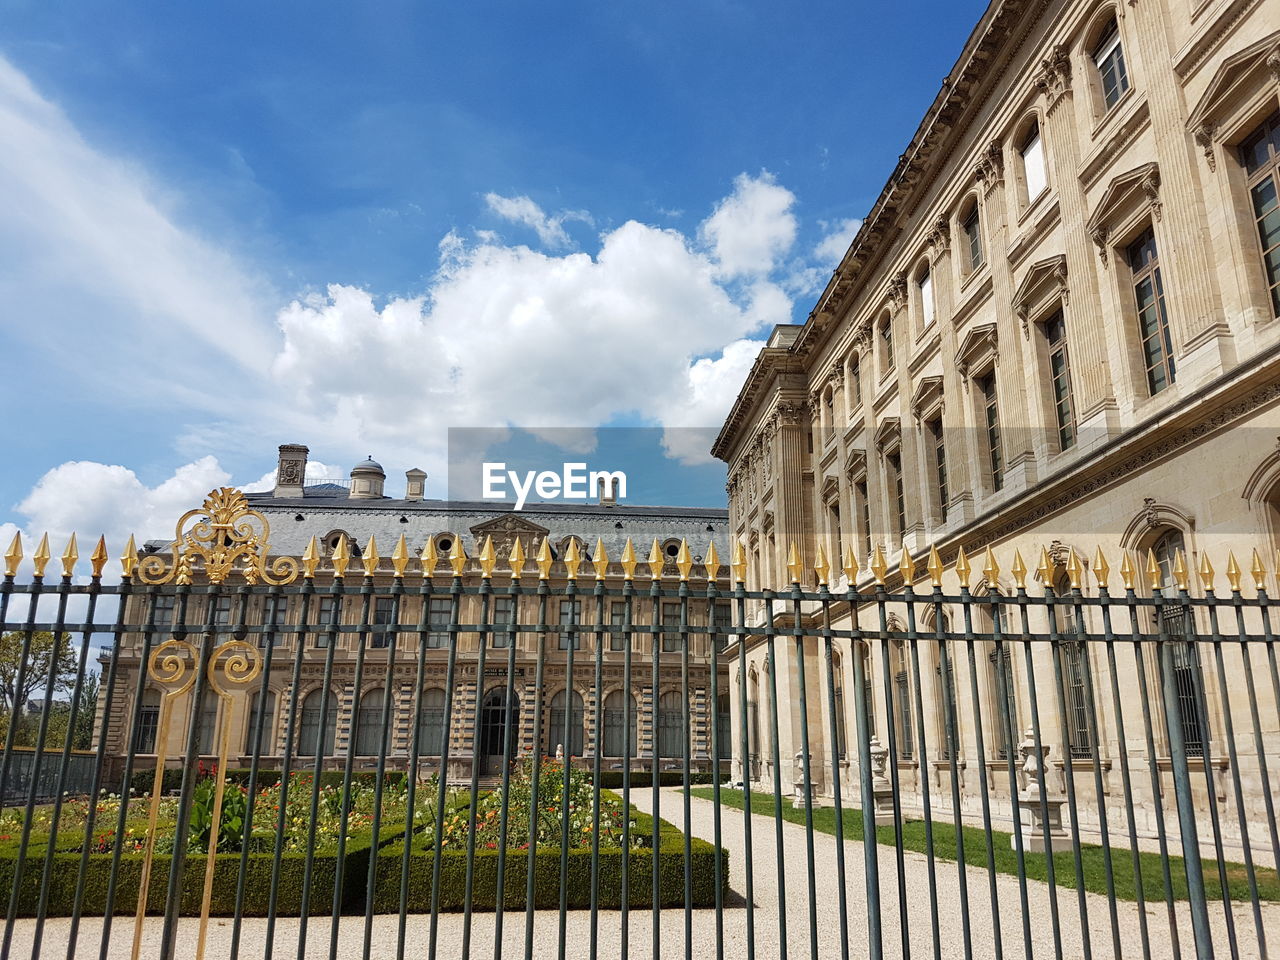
xmin=101 ymin=444 xmax=732 ymax=782
xmin=712 ymin=0 xmax=1280 ymax=848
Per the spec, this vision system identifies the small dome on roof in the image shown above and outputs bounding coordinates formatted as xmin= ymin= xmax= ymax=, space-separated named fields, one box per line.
xmin=351 ymin=456 xmax=384 ymax=475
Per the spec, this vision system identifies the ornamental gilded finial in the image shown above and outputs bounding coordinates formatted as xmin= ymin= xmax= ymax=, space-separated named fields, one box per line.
xmin=593 ymin=538 xmax=609 ymax=580
xmin=843 ymin=544 xmax=859 ymax=584
xmin=478 ymin=536 xmax=497 ymax=579
xmin=4 ymin=531 xmax=21 ymax=578
xmin=731 ymin=540 xmax=747 ymax=584
xmin=392 ymin=534 xmax=410 ymax=578
xmin=449 ymin=537 xmax=468 ymax=577
xmin=814 ymin=544 xmax=830 ymax=586
xmin=362 ymin=535 xmax=380 ymax=578
xmin=676 ymin=540 xmax=693 ymax=581
xmin=703 ymin=541 xmax=720 ymax=582
xmin=60 ymin=533 xmax=78 ymax=578
xmin=536 ymin=538 xmax=554 ymax=580
xmin=646 ymin=540 xmax=664 ymax=581
xmin=563 ymin=538 xmax=582 ymax=581
xmin=620 ymin=539 xmax=637 ymax=581
xmin=90 ymin=536 xmax=109 ymax=578
xmin=509 ymin=538 xmax=526 ymax=580
xmin=32 ymin=534 xmax=51 ymax=579
xmin=786 ymin=542 xmax=803 ymax=584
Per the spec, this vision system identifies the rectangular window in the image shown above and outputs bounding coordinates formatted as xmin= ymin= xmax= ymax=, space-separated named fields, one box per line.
xmin=372 ymin=596 xmax=394 ymax=648
xmin=661 ymin=601 xmax=681 ymax=653
xmin=1021 ymin=124 xmax=1047 ymax=202
xmin=1045 ymin=313 xmax=1076 ymax=451
xmin=713 ymin=600 xmax=733 ymax=636
xmin=963 ymin=206 xmax=983 ymax=271
xmin=827 ymin=499 xmax=841 ymax=560
xmin=977 ymin=373 xmax=1003 ymax=491
xmin=855 ymin=480 xmax=872 ymax=561
xmin=262 ymin=595 xmax=287 ymax=647
xmin=1093 ymin=20 xmax=1129 ymax=110
xmin=491 ymin=596 xmax=514 ymax=648
xmin=152 ymin=594 xmax=175 ymax=627
xmin=928 ymin=419 xmax=948 ymax=522
xmin=1241 ymin=112 xmax=1280 ymax=319
xmin=212 ymin=595 xmax=233 ymax=627
xmin=919 ymin=269 xmax=934 ymax=327
xmin=427 ymin=597 xmax=451 ymax=648
xmin=887 ymin=453 xmax=906 ymax=540
xmin=609 ymin=600 xmax=627 ymax=651
xmin=849 ymin=359 xmax=862 ymax=410
xmin=315 ymin=596 xmax=344 ymax=648
xmin=558 ymin=599 xmax=582 ymax=650
xmin=880 ymin=318 xmax=894 ymax=373
xmin=1128 ymin=228 xmax=1176 ymax=395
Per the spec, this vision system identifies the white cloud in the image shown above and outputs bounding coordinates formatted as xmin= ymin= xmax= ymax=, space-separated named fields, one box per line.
xmin=699 ymin=172 xmax=797 ymax=278
xmin=0 ymin=57 xmax=277 ymax=406
xmin=814 ymin=217 xmax=863 ymax=266
xmin=483 ymin=193 xmax=592 ymax=249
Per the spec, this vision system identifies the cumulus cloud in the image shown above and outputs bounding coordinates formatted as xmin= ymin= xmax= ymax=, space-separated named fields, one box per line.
xmin=699 ymin=172 xmax=798 ymax=278
xmin=484 ymin=193 xmax=592 ymax=248
xmin=814 ymin=217 xmax=863 ymax=266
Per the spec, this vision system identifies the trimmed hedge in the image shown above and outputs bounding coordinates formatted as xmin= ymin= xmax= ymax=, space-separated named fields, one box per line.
xmin=128 ymin=768 xmax=408 ymax=796
xmin=0 ymin=827 xmax=401 ymax=917
xmin=594 ymin=771 xmax=715 ymax=789
xmin=370 ymin=805 xmax=726 ymax=911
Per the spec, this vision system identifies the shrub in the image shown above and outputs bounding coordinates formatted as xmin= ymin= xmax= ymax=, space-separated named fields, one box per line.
xmin=594 ymin=771 xmax=715 ymax=789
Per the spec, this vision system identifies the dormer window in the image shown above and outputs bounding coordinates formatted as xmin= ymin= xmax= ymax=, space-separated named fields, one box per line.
xmin=1092 ymin=18 xmax=1129 ymax=111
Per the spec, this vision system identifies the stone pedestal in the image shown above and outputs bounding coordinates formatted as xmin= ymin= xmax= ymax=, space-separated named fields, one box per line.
xmin=868 ymin=735 xmax=896 ymax=825
xmin=1013 ymin=728 xmax=1070 ymax=853
xmin=793 ymin=751 xmax=823 ymax=806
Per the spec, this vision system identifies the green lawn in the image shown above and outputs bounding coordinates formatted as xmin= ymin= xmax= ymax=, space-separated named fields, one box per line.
xmin=689 ymin=787 xmax=1278 ymax=903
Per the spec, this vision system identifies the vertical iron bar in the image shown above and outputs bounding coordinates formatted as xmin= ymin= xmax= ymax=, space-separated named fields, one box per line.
xmin=556 ymin=577 xmax=576 ymax=960
xmin=900 ymin=587 xmax=937 ymax=960
xmin=874 ymin=582 xmax=910 ymax=960
xmin=521 ymin=580 xmax=549 ymax=960
xmin=762 ymin=588 xmax=788 ymax=960
xmin=621 ymin=580 xmax=635 ymax=958
xmin=399 ymin=572 xmax=433 ymax=960
xmin=490 ymin=573 xmax=522 ymax=959
xmin=649 ymin=576 xmax=661 ymax=960
xmin=933 ymin=586 xmax=972 ymax=960
xmin=589 ymin=581 xmax=605 ymax=960
xmin=463 ymin=576 xmax=493 ymax=959
xmin=850 ymin=613 xmax=881 ymax=960
xmin=680 ymin=581 xmax=693 ymax=960
xmin=732 ymin=581 xmax=755 ymax=960
xmin=818 ymin=584 xmax=849 ymax=960
xmin=430 ymin=566 xmax=465 ymax=960
xmin=790 ymin=584 xmax=821 ymax=960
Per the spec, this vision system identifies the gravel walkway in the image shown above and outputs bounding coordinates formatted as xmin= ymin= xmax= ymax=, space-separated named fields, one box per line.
xmin=16 ymin=788 xmax=1277 ymax=958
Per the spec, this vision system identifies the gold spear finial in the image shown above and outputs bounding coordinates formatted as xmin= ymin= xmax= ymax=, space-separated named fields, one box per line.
xmin=1252 ymin=549 xmax=1268 ymax=591
xmin=647 ymin=539 xmax=664 ymax=581
xmin=593 ymin=538 xmax=610 ymax=580
xmin=60 ymin=533 xmax=78 ymax=578
xmin=786 ymin=542 xmax=803 ymax=584
xmin=1010 ymin=549 xmax=1027 ymax=590
xmin=564 ymin=538 xmax=582 ymax=580
xmin=361 ymin=535 xmax=381 ymax=578
xmin=982 ymin=546 xmax=1000 ymax=584
xmin=1226 ymin=551 xmax=1242 ymax=592
xmin=870 ymin=545 xmax=888 ymax=585
xmin=1066 ymin=548 xmax=1082 ymax=590
xmin=302 ymin=537 xmax=320 ymax=578
xmin=842 ymin=544 xmax=859 ymax=584
xmin=536 ymin=538 xmax=554 ymax=580
xmin=1145 ymin=549 xmax=1161 ymax=591
xmin=955 ymin=546 xmax=971 ymax=588
xmin=1093 ymin=547 xmax=1110 ymax=589
xmin=926 ymin=545 xmax=943 ymax=587
xmin=814 ymin=543 xmax=830 ymax=585
xmin=1119 ymin=550 xmax=1136 ymax=590
xmin=3 ymin=531 xmax=21 ymax=578
xmin=1171 ymin=550 xmax=1189 ymax=591
xmin=899 ymin=544 xmax=916 ymax=583
xmin=703 ymin=541 xmax=720 ymax=582
xmin=509 ymin=537 xmax=527 ymax=580
xmin=331 ymin=534 xmax=351 ymax=578
xmin=32 ymin=534 xmax=51 ymax=578
xmin=1197 ymin=551 xmax=1214 ymax=591
xmin=392 ymin=534 xmax=410 ymax=578
xmin=621 ymin=539 xmax=638 ymax=581
xmin=121 ymin=534 xmax=137 ymax=579
xmin=449 ymin=537 xmax=468 ymax=577
xmin=676 ymin=540 xmax=693 ymax=581
xmin=421 ymin=538 xmax=439 ymax=579
xmin=478 ymin=536 xmax=497 ymax=579
xmin=90 ymin=536 xmax=109 ymax=578
xmin=1037 ymin=547 xmax=1053 ymax=586
xmin=731 ymin=539 xmax=747 ymax=584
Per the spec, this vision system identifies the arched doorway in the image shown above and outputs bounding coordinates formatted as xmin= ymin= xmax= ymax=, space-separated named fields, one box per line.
xmin=479 ymin=688 xmax=520 ymax=776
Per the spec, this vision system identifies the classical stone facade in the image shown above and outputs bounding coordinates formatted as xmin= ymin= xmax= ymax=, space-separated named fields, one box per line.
xmin=713 ymin=0 xmax=1280 ymax=851
xmin=100 ymin=445 xmax=732 ymax=782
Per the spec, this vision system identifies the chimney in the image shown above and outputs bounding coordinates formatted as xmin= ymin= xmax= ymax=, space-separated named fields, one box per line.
xmin=274 ymin=444 xmax=309 ymax=498
xmin=597 ymin=475 xmax=616 ymax=507
xmin=405 ymin=468 xmax=427 ymax=501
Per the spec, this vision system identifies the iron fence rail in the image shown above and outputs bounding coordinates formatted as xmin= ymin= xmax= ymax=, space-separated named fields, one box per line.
xmin=0 ymin=524 xmax=1277 ymax=959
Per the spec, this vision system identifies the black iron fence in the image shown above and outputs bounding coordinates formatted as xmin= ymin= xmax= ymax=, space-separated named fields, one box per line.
xmin=0 ymin=488 xmax=1276 ymax=959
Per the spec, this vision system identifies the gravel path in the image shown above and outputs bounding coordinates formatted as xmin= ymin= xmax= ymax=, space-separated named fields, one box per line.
xmin=16 ymin=788 xmax=1277 ymax=958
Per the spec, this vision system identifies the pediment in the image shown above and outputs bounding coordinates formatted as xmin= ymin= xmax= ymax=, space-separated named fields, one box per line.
xmin=1086 ymin=163 xmax=1161 ymax=257
xmin=956 ymin=322 xmax=998 ymax=378
xmin=873 ymin=416 xmax=901 ymax=452
xmin=469 ymin=515 xmax=551 ymax=554
xmin=1012 ymin=255 xmax=1068 ymax=327
xmin=910 ymin=376 xmax=945 ymax=418
xmin=820 ymin=474 xmax=841 ymax=503
xmin=1187 ymin=30 xmax=1280 ymax=133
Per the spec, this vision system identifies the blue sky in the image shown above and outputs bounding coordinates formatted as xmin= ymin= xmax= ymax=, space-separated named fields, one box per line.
xmin=0 ymin=0 xmax=985 ymax=552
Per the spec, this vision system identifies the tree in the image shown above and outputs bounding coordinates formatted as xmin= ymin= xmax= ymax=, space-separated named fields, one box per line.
xmin=0 ymin=631 xmax=76 ymax=718
xmin=72 ymin=672 xmax=99 ymax=749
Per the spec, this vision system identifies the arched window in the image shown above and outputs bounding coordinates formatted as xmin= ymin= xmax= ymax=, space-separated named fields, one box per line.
xmin=960 ymin=199 xmax=983 ymax=273
xmin=134 ymin=690 xmax=161 ymax=753
xmin=298 ymin=688 xmax=337 ymax=757
xmin=246 ymin=691 xmax=275 ymax=757
xmin=932 ymin=613 xmax=960 ymax=760
xmin=415 ymin=688 xmax=447 ymax=756
xmin=878 ymin=312 xmax=895 ymax=372
xmin=549 ymin=689 xmax=585 ymax=758
xmin=1091 ymin=17 xmax=1129 ymax=111
xmin=354 ymin=688 xmax=386 ymax=757
xmin=917 ymin=264 xmax=935 ymax=327
xmin=657 ymin=691 xmax=684 ymax=759
xmin=1152 ymin=529 xmax=1207 ymax=757
xmin=892 ymin=640 xmax=913 ymax=760
xmin=1019 ymin=120 xmax=1047 ymax=204
xmin=195 ymin=694 xmax=219 ymax=755
xmin=748 ymin=669 xmax=762 ymax=768
xmin=602 ymin=690 xmax=637 ymax=758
